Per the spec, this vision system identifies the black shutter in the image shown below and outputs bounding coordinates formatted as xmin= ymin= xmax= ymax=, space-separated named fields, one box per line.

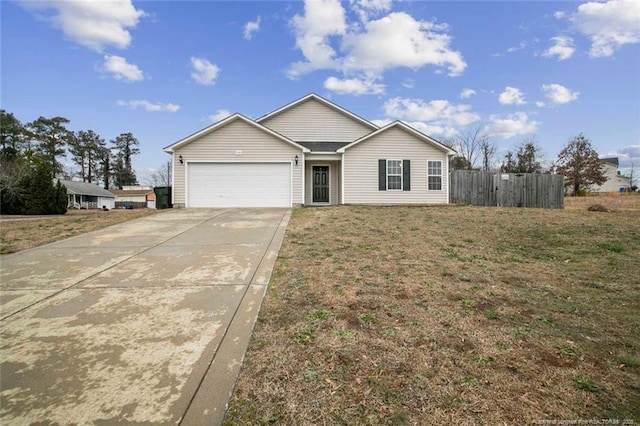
xmin=378 ymin=159 xmax=386 ymax=191
xmin=403 ymin=159 xmax=411 ymax=191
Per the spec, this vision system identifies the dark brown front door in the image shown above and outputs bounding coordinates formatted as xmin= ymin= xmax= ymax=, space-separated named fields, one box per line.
xmin=313 ymin=166 xmax=329 ymax=203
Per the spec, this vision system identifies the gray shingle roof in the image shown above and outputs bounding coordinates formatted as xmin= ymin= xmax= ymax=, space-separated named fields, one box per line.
xmin=601 ymin=157 xmax=619 ymax=166
xmin=57 ymin=180 xmax=115 ymax=198
xmin=296 ymin=141 xmax=351 ymax=152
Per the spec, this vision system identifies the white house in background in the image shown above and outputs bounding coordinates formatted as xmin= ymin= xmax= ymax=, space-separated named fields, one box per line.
xmin=590 ymin=158 xmax=631 ymax=193
xmin=58 ymin=180 xmax=115 ymax=209
xmin=163 ymin=94 xmax=457 ymax=208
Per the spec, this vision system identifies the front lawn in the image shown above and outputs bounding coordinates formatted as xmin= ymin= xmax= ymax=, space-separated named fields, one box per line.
xmin=0 ymin=209 xmax=158 ymax=254
xmin=226 ymin=196 xmax=640 ymax=424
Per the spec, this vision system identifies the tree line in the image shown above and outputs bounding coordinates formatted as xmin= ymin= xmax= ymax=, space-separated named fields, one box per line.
xmin=442 ymin=127 xmax=627 ymax=195
xmin=1 ymin=109 xmax=141 ymax=214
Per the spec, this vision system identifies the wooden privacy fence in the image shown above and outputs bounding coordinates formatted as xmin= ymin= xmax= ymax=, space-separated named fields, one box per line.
xmin=450 ymin=171 xmax=564 ymax=209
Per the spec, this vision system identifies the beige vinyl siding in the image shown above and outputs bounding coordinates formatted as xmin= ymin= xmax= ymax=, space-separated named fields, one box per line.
xmin=589 ymin=163 xmax=631 ymax=192
xmin=305 ymin=160 xmax=341 ymax=205
xmin=343 ymin=127 xmax=449 ymax=204
xmin=172 ymin=119 xmax=303 ymax=206
xmin=260 ymin=98 xmax=373 ymax=142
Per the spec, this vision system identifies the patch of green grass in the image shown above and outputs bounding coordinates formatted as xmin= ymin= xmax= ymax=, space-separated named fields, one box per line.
xmin=474 ymin=355 xmax=495 ymax=364
xmin=534 ymin=314 xmax=555 ymax=326
xmin=304 ymin=370 xmax=319 ymax=381
xmin=574 ymin=376 xmax=600 ymax=393
xmin=484 ymin=310 xmax=501 ymax=320
xmin=616 ymin=353 xmax=640 ymax=368
xmin=598 ymin=242 xmax=625 ymax=253
xmin=294 ymin=329 xmax=315 ymax=345
xmin=495 ymin=341 xmax=509 ymax=350
xmin=333 ymin=329 xmax=356 ymax=341
xmin=309 ymin=309 xmax=332 ymax=323
xmin=559 ymin=344 xmax=583 ymax=360
xmin=358 ymin=312 xmax=376 ymax=325
xmin=462 ymin=377 xmax=478 ymax=386
xmin=461 ymin=299 xmax=475 ymax=309
xmin=383 ymin=328 xmax=395 ymax=338
xmin=390 ymin=409 xmax=408 ymax=424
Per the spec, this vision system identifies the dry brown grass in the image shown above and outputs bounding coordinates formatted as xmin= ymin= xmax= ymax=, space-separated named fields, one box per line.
xmin=226 ymin=197 xmax=640 ymax=425
xmin=564 ymin=193 xmax=640 ymax=212
xmin=0 ymin=209 xmax=158 ymax=254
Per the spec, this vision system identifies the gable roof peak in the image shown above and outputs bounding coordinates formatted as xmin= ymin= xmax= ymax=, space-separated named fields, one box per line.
xmin=337 ymin=120 xmax=457 ymax=155
xmin=256 ymin=93 xmax=379 ymax=130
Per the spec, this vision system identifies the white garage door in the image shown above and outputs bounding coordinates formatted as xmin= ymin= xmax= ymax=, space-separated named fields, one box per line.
xmin=187 ymin=162 xmax=291 ymax=208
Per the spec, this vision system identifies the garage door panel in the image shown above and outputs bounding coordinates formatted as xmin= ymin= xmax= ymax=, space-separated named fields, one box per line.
xmin=187 ymin=163 xmax=291 ymax=208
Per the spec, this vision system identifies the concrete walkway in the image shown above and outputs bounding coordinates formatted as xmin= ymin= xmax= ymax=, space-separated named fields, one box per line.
xmin=0 ymin=208 xmax=290 ymax=425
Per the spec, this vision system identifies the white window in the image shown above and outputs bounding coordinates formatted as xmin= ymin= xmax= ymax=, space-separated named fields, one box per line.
xmin=428 ymin=160 xmax=442 ymax=190
xmin=387 ymin=160 xmax=402 ymax=190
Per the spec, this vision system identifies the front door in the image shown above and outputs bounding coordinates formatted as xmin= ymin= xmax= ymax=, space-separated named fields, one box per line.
xmin=313 ymin=166 xmax=329 ymax=203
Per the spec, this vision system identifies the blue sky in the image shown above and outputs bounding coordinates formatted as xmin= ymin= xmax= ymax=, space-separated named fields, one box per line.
xmin=2 ymin=0 xmax=639 ymax=182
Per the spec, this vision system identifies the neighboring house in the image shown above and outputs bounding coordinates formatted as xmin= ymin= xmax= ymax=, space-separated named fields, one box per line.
xmin=58 ymin=179 xmax=115 ymax=209
xmin=164 ymin=94 xmax=456 ymax=208
xmin=111 ymin=186 xmax=156 ymax=209
xmin=590 ymin=158 xmax=631 ymax=193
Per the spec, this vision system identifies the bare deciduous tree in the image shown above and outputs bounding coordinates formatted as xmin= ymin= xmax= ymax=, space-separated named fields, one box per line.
xmin=479 ymin=138 xmax=497 ymax=171
xmin=452 ymin=125 xmax=490 ymax=170
xmin=144 ymin=161 xmax=172 ymax=187
xmin=625 ymin=161 xmax=637 ymax=191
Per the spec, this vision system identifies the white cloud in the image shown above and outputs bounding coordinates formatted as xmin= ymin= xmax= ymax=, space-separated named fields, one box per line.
xmin=460 ymin=88 xmax=476 ymax=99
xmin=542 ymin=36 xmax=575 ymax=61
xmin=371 ymin=118 xmax=392 ymax=127
xmin=571 ymin=0 xmax=640 ymax=57
xmin=208 ymin=109 xmax=231 ymax=123
xmin=541 ymin=83 xmax=580 ymax=104
xmin=350 ymin=0 xmax=392 ymax=22
xmin=288 ymin=1 xmax=467 ymax=80
xmin=507 ymin=41 xmax=527 ymax=53
xmin=289 ymin=0 xmax=347 ymax=77
xmin=117 ymin=100 xmax=180 ymax=112
xmin=536 ymin=101 xmax=546 ymax=107
xmin=498 ymin=87 xmax=527 ymax=105
xmin=342 ymin=12 xmax=467 ymax=77
xmin=485 ymin=112 xmax=538 ymax=139
xmin=324 ymin=76 xmax=385 ymax=95
xmin=22 ymin=0 xmax=145 ymax=51
xmin=404 ymin=121 xmax=459 ymax=138
xmin=190 ymin=57 xmax=220 ymax=85
xmin=101 ymin=55 xmax=143 ymax=81
xmin=381 ymin=97 xmax=480 ymax=136
xmin=244 ymin=16 xmax=261 ymax=40
xmin=608 ymin=144 xmax=640 ymax=168
xmin=493 ymin=41 xmax=527 ymax=57
xmin=554 ymin=11 xmax=566 ymax=19
xmin=402 ymin=79 xmax=415 ymax=89
xmin=372 ymin=118 xmax=458 ymax=138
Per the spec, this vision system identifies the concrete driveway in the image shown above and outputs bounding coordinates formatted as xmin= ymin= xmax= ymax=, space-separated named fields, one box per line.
xmin=0 ymin=208 xmax=290 ymax=425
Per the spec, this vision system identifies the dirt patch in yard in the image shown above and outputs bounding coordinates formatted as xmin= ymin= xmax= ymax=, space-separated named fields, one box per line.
xmin=226 ymin=197 xmax=640 ymax=424
xmin=0 ymin=209 xmax=158 ymax=254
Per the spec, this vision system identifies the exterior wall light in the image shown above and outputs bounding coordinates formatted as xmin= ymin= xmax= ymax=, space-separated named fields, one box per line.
xmin=179 ymin=155 xmax=184 ymax=164
xmin=295 ymin=155 xmax=299 ymax=166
